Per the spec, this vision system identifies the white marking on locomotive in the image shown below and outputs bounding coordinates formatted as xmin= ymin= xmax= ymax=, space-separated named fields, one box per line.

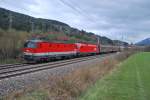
xmin=24 ymin=51 xmax=77 ymax=56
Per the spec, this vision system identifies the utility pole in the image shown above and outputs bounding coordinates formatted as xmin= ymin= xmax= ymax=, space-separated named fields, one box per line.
xmin=30 ymin=19 xmax=34 ymax=33
xmin=8 ymin=12 xmax=13 ymax=31
xmin=97 ymin=36 xmax=100 ymax=53
xmin=42 ymin=22 xmax=45 ymax=33
xmin=122 ymin=33 xmax=124 ymax=45
xmin=31 ymin=21 xmax=34 ymax=33
xmin=97 ymin=36 xmax=100 ymax=45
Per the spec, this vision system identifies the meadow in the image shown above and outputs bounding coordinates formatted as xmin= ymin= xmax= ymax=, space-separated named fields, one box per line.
xmin=80 ymin=52 xmax=150 ymax=100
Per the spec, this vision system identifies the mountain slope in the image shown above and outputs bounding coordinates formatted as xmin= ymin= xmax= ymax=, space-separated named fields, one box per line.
xmin=0 ymin=7 xmax=128 ymax=45
xmin=0 ymin=7 xmax=69 ymax=32
xmin=136 ymin=38 xmax=150 ymax=46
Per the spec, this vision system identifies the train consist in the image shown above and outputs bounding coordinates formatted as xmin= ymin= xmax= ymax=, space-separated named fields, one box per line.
xmin=23 ymin=40 xmax=121 ymax=62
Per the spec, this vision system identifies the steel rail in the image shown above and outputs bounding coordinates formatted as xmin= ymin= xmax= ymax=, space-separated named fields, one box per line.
xmin=0 ymin=55 xmax=102 ymax=80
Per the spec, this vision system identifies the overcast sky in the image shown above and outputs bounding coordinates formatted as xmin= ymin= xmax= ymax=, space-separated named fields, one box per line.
xmin=0 ymin=0 xmax=150 ymax=43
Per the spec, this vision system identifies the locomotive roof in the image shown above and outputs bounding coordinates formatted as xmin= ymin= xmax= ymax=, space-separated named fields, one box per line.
xmin=26 ymin=40 xmax=97 ymax=45
xmin=26 ymin=39 xmax=43 ymax=42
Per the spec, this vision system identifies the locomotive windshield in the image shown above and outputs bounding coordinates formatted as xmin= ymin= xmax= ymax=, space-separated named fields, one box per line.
xmin=24 ymin=41 xmax=37 ymax=48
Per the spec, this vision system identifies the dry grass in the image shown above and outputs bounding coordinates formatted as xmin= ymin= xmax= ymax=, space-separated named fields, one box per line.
xmin=0 ymin=29 xmax=30 ymax=63
xmin=4 ymin=52 xmax=133 ymax=100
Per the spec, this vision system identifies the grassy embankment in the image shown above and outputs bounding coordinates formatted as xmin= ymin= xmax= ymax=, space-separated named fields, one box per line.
xmin=80 ymin=52 xmax=150 ymax=100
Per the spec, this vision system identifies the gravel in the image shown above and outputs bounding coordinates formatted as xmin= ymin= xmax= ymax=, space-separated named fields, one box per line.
xmin=0 ymin=53 xmax=118 ymax=96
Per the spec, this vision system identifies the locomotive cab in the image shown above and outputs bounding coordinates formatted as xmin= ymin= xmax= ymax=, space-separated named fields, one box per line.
xmin=23 ymin=40 xmax=40 ymax=62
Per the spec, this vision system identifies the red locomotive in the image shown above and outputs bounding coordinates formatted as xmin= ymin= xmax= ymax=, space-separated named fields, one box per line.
xmin=23 ymin=40 xmax=100 ymax=62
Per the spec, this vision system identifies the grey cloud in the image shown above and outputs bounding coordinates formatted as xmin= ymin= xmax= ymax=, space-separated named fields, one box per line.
xmin=0 ymin=0 xmax=150 ymax=43
xmin=0 ymin=0 xmax=37 ymax=11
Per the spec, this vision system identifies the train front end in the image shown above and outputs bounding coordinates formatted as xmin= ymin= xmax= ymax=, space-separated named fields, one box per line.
xmin=23 ymin=40 xmax=40 ymax=62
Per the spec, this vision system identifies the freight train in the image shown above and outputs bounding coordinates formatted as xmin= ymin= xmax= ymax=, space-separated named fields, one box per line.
xmin=22 ymin=40 xmax=121 ymax=63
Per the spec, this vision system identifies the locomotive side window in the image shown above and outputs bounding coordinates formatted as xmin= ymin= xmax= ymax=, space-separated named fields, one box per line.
xmin=24 ymin=42 xmax=37 ymax=48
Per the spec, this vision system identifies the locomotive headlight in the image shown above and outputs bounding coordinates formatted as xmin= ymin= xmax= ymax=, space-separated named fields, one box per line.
xmin=26 ymin=50 xmax=30 ymax=52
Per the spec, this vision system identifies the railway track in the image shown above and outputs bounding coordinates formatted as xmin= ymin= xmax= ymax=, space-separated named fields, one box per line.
xmin=0 ymin=54 xmax=106 ymax=80
xmin=0 ymin=63 xmax=29 ymax=70
xmin=0 ymin=63 xmax=23 ymax=67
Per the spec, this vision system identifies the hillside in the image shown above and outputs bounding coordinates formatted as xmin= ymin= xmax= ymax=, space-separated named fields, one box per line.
xmin=0 ymin=7 xmax=129 ymax=63
xmin=0 ymin=7 xmax=127 ymax=45
xmin=136 ymin=38 xmax=150 ymax=46
xmin=113 ymin=40 xmax=128 ymax=46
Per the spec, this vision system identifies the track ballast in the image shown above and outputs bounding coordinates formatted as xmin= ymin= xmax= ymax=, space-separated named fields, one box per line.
xmin=0 ymin=55 xmax=106 ymax=80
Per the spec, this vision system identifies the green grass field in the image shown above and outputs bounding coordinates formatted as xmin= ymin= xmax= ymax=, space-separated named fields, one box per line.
xmin=80 ymin=52 xmax=150 ymax=100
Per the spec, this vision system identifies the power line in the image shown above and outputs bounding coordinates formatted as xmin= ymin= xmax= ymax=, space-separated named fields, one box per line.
xmin=67 ymin=0 xmax=96 ymax=22
xmin=58 ymin=0 xmax=101 ymax=42
xmin=59 ymin=0 xmax=82 ymax=15
xmin=58 ymin=0 xmax=102 ymax=44
xmin=58 ymin=0 xmax=96 ymax=23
